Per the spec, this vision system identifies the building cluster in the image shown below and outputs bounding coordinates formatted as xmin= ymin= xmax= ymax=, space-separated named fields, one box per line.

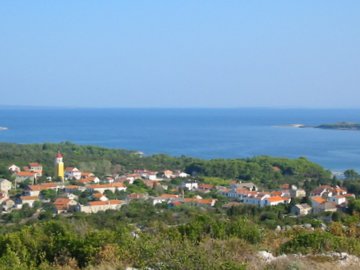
xmin=1 ymin=153 xmax=357 ymax=218
xmin=2 ymin=153 xmax=195 ymax=214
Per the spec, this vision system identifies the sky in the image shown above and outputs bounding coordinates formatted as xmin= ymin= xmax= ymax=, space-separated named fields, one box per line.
xmin=0 ymin=1 xmax=359 ymax=108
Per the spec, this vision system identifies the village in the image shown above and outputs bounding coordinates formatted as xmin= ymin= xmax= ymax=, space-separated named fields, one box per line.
xmin=0 ymin=152 xmax=356 ymax=218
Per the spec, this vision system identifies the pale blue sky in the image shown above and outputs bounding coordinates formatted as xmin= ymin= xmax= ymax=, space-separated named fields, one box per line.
xmin=0 ymin=1 xmax=359 ymax=108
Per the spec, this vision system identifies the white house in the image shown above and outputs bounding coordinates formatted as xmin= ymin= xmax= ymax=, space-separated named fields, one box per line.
xmin=181 ymin=182 xmax=198 ymax=191
xmin=163 ymin=170 xmax=174 ymax=179
xmin=263 ymin=196 xmax=291 ymax=207
xmin=2 ymin=199 xmax=15 ymax=212
xmin=0 ymin=179 xmax=12 ymax=194
xmin=176 ymin=172 xmax=189 ymax=178
xmin=328 ymin=195 xmax=347 ymax=206
xmin=8 ymin=164 xmax=20 ymax=174
xmin=17 ymin=196 xmax=39 ymax=208
xmin=152 ymin=194 xmax=179 ymax=205
xmin=65 ymin=167 xmax=82 ymax=180
xmin=291 ymin=204 xmax=312 ymax=216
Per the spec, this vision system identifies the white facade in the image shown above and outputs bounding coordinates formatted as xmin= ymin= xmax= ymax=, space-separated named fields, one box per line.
xmin=65 ymin=167 xmax=82 ymax=180
xmin=0 ymin=179 xmax=12 ymax=194
xmin=182 ymin=182 xmax=198 ymax=191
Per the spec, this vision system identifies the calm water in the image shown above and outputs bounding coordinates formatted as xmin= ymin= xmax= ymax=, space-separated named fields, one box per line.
xmin=0 ymin=108 xmax=360 ymax=171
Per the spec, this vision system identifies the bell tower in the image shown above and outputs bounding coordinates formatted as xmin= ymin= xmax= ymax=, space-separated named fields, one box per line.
xmin=55 ymin=151 xmax=65 ymax=181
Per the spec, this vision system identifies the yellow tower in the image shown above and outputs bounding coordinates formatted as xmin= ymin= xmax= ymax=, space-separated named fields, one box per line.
xmin=55 ymin=151 xmax=65 ymax=181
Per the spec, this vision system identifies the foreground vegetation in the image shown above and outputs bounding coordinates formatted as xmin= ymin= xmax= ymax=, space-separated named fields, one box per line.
xmin=1 ymin=200 xmax=360 ymax=269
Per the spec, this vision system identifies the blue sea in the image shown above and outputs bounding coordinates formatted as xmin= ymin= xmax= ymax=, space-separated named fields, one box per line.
xmin=0 ymin=108 xmax=360 ymax=171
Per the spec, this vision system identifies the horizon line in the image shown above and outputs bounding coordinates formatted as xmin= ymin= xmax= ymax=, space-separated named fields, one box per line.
xmin=1 ymin=105 xmax=360 ymax=110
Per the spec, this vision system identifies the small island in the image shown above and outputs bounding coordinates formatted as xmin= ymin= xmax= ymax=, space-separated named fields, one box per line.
xmin=285 ymin=122 xmax=360 ymax=131
xmin=315 ymin=122 xmax=360 ymax=130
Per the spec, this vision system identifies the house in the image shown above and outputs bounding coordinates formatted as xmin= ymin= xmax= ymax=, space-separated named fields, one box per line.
xmin=310 ymin=196 xmax=326 ymax=208
xmin=163 ymin=170 xmax=174 ymax=179
xmin=65 ymin=167 xmax=82 ymax=180
xmin=144 ymin=172 xmax=158 ymax=181
xmin=181 ymin=181 xmax=198 ymax=191
xmin=243 ymin=193 xmax=270 ymax=207
xmin=123 ymin=174 xmax=141 ymax=184
xmin=78 ymin=200 xmax=124 ymax=213
xmin=0 ymin=179 xmax=12 ymax=194
xmin=225 ymin=188 xmax=256 ymax=201
xmin=152 ymin=194 xmax=179 ymax=205
xmin=87 ymin=183 xmax=127 ymax=194
xmin=2 ymin=199 xmax=15 ymax=212
xmin=175 ymin=171 xmax=189 ymax=178
xmin=0 ymin=193 xmax=9 ymax=204
xmin=182 ymin=198 xmax=217 ymax=207
xmin=17 ymin=196 xmax=39 ymax=208
xmin=25 ymin=183 xmax=58 ymax=196
xmin=311 ymin=196 xmax=338 ymax=214
xmin=15 ymin=171 xmax=37 ymax=184
xmin=232 ymin=182 xmax=258 ymax=191
xmin=290 ymin=188 xmax=306 ymax=198
xmin=53 ymin=198 xmax=77 ymax=214
xmin=197 ymin=184 xmax=215 ymax=193
xmin=313 ymin=202 xmax=337 ymax=214
xmin=8 ymin=164 xmax=20 ymax=174
xmin=291 ymin=204 xmax=312 ymax=216
xmin=92 ymin=192 xmax=109 ymax=201
xmin=310 ymin=185 xmax=347 ymax=198
xmin=105 ymin=176 xmax=114 ymax=184
xmin=142 ymin=180 xmax=159 ymax=189
xmin=328 ymin=195 xmax=347 ymax=206
xmin=263 ymin=196 xmax=291 ymax=207
xmin=64 ymin=185 xmax=86 ymax=193
xmin=29 ymin=163 xmax=43 ymax=176
xmin=81 ymin=172 xmax=95 ymax=179
xmin=78 ymin=176 xmax=100 ymax=185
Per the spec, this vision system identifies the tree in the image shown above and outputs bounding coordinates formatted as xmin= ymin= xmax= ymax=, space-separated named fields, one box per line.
xmin=344 ymin=169 xmax=360 ymax=180
xmin=40 ymin=189 xmax=57 ymax=201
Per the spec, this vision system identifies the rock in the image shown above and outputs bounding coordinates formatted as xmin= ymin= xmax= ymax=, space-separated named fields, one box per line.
xmin=258 ymin=251 xmax=276 ymax=262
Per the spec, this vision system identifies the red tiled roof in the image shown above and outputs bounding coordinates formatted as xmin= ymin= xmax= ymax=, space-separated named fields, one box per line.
xmin=88 ymin=200 xmax=123 ymax=206
xmin=127 ymin=193 xmax=145 ymax=199
xmin=28 ymin=183 xmax=57 ymax=191
xmin=198 ymin=184 xmax=214 ymax=189
xmin=54 ymin=198 xmax=70 ymax=205
xmin=88 ymin=183 xmax=125 ymax=189
xmin=20 ymin=196 xmax=38 ymax=201
xmin=65 ymin=185 xmax=81 ymax=189
xmin=93 ymin=193 xmax=105 ymax=199
xmin=159 ymin=194 xmax=179 ymax=199
xmin=29 ymin=163 xmax=42 ymax=167
xmin=17 ymin=171 xmax=36 ymax=177
xmin=311 ymin=196 xmax=326 ymax=204
xmin=267 ymin=196 xmax=287 ymax=203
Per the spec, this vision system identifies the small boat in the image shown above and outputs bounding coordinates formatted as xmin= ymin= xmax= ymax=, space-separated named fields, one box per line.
xmin=0 ymin=127 xmax=8 ymax=131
